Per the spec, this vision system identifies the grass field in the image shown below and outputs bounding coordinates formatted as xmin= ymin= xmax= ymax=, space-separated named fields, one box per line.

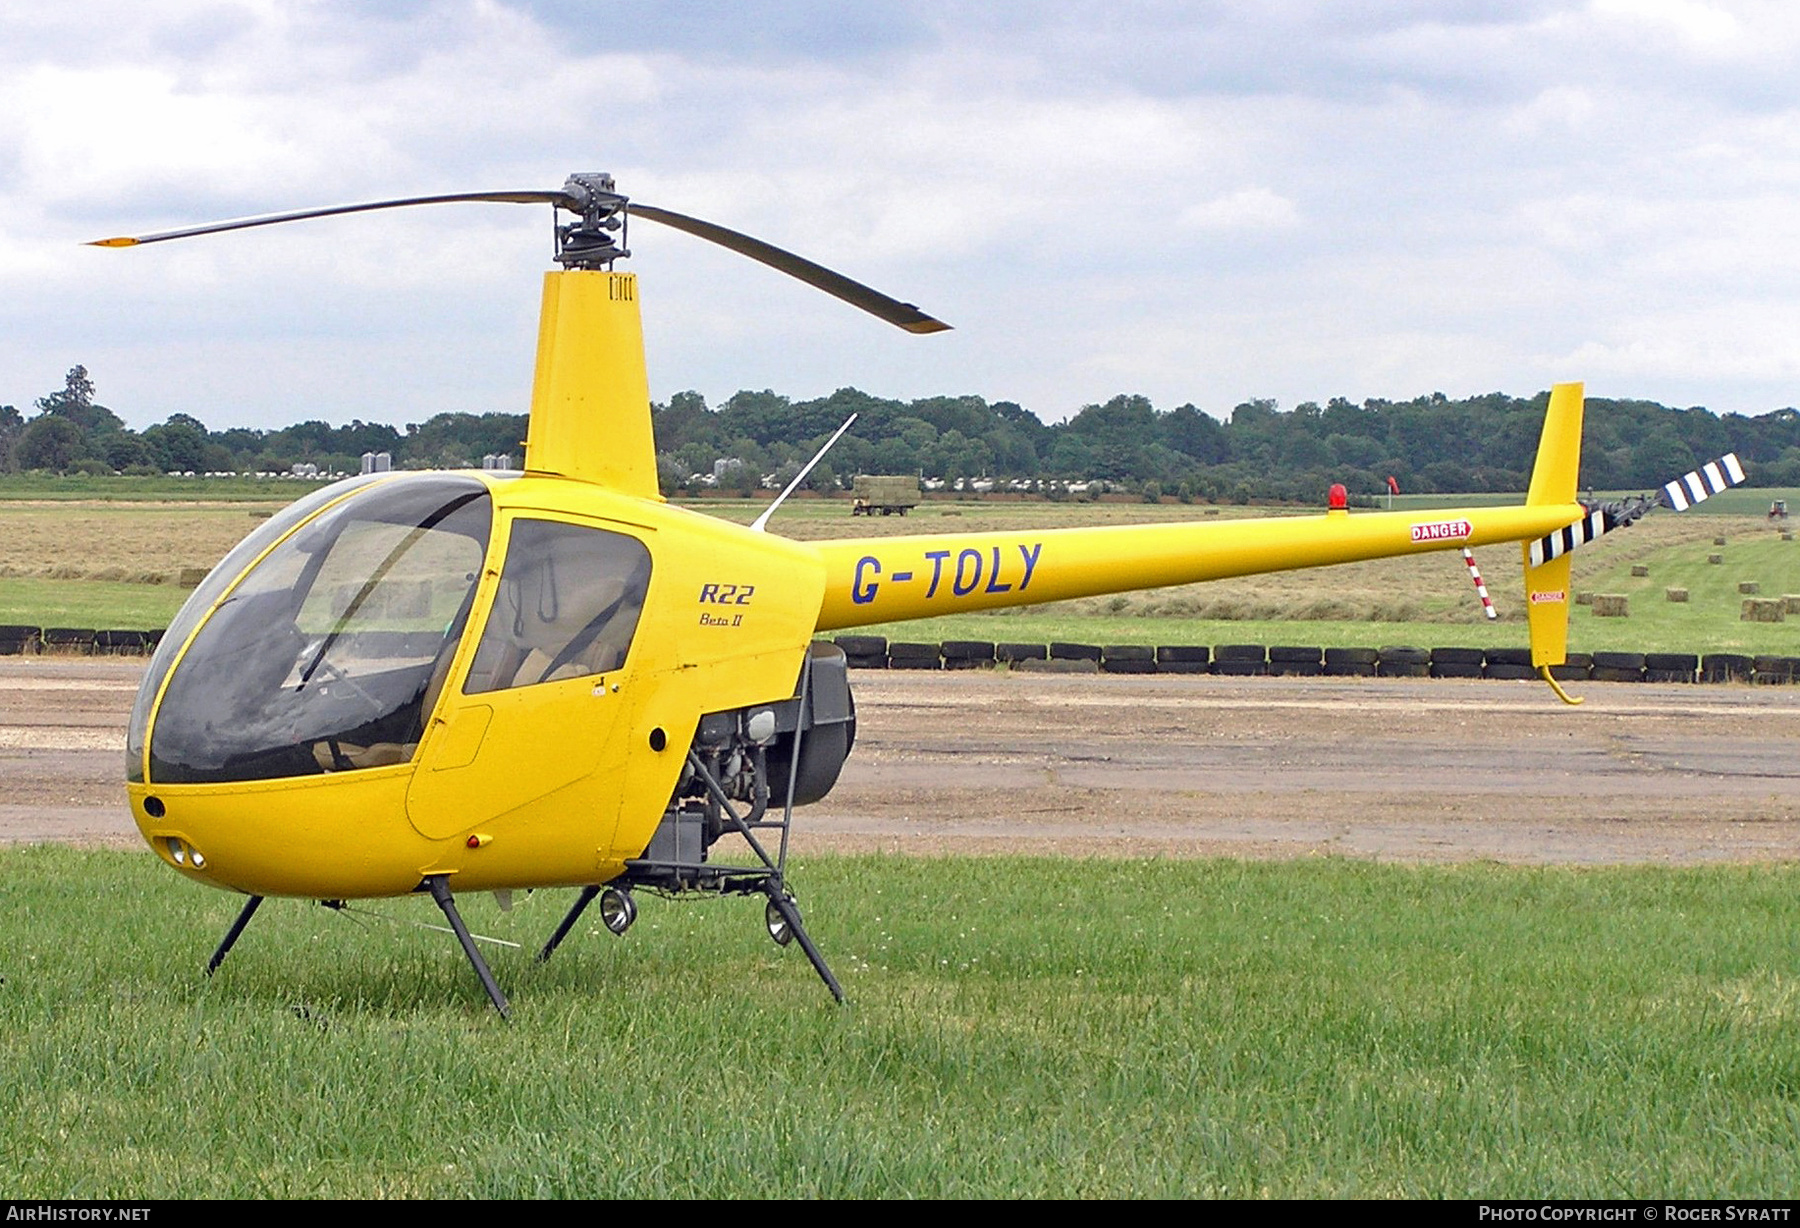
xmin=2 ymin=489 xmax=1796 ymax=655
xmin=4 ymin=847 xmax=1799 ymax=1197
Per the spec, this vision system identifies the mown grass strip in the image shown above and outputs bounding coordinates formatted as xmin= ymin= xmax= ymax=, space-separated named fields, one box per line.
xmin=4 ymin=848 xmax=1798 ymax=1198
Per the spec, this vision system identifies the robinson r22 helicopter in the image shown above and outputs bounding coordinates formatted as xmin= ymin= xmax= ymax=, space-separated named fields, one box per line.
xmin=95 ymin=173 xmax=1744 ymax=1016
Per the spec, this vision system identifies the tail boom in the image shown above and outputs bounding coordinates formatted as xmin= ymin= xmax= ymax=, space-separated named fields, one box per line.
xmin=812 ymin=501 xmax=1584 ymax=632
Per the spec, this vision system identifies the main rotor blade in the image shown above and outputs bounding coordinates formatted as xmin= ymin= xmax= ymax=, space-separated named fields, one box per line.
xmin=628 ymin=202 xmax=950 ymax=334
xmin=87 ymin=190 xmax=575 ymax=247
xmin=86 ymin=185 xmax=952 ymax=334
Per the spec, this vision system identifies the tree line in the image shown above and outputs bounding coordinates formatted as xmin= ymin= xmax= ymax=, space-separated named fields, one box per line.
xmin=7 ymin=367 xmax=1800 ymax=499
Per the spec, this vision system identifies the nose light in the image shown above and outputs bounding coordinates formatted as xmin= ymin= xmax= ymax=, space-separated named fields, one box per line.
xmin=164 ymin=837 xmax=206 ymax=869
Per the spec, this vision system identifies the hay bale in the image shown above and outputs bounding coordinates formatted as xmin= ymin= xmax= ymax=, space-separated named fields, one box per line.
xmin=1666 ymin=588 xmax=1689 ymax=603
xmin=1784 ymin=595 xmax=1800 ymax=614
xmin=1592 ymin=594 xmax=1629 ymax=618
xmin=1714 ymin=536 xmax=1728 ymax=546
xmin=1575 ymin=590 xmax=1595 ymax=606
xmin=176 ymin=567 xmax=208 ymax=588
xmin=1739 ymin=581 xmax=1761 ymax=595
xmin=1630 ymin=564 xmax=1650 ymax=577
xmin=1741 ymin=598 xmax=1785 ymax=623
xmin=1708 ymin=554 xmax=1724 ymax=565
xmin=1783 ymin=531 xmax=1795 ymax=542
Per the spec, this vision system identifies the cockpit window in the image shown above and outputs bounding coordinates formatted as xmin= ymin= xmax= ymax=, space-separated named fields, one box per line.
xmin=126 ymin=473 xmax=386 ymax=782
xmin=146 ymin=476 xmax=491 ymax=784
xmin=463 ymin=518 xmax=651 ymax=693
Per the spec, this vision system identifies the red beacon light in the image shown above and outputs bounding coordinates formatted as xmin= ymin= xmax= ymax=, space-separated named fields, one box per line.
xmin=1327 ymin=483 xmax=1349 ymax=513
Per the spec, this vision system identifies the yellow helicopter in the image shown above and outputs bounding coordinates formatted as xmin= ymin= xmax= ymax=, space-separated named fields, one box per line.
xmin=93 ymin=172 xmax=1738 ymax=1016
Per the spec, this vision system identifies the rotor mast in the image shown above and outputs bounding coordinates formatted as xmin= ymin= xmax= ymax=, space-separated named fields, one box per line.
xmin=519 ymin=175 xmax=659 ymax=495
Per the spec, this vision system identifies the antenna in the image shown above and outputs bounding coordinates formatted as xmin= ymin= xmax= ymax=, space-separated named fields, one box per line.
xmin=751 ymin=414 xmax=858 ymax=533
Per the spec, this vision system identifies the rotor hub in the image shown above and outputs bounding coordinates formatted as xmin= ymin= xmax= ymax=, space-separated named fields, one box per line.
xmin=554 ymin=172 xmax=630 ymax=269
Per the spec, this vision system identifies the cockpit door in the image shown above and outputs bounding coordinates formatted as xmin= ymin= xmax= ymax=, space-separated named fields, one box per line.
xmin=406 ymin=513 xmax=652 ymax=841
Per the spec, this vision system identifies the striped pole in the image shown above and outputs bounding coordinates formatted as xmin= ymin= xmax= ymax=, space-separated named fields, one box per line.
xmin=1462 ymin=548 xmax=1498 ymax=620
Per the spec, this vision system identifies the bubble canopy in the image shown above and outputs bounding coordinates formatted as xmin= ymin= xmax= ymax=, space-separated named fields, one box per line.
xmin=137 ymin=476 xmax=492 ymax=784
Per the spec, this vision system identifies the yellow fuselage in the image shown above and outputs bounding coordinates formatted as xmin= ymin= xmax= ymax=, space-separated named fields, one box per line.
xmin=124 ymin=268 xmax=1591 ymax=902
xmin=129 ymin=475 xmax=827 ymax=899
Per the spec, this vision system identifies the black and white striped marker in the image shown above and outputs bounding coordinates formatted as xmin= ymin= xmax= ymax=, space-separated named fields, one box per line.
xmin=1528 ymin=508 xmax=1609 ymax=568
xmin=1663 ymin=453 xmax=1745 ymax=512
xmin=1528 ymin=452 xmax=1746 ymax=568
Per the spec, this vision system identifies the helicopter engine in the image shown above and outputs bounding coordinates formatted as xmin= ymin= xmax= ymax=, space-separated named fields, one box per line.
xmin=636 ymin=643 xmax=854 ymax=882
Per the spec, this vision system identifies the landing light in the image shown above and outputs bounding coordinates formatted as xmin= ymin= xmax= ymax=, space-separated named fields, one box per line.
xmin=599 ymin=887 xmax=637 ymax=935
xmin=165 ymin=837 xmax=204 ymax=869
xmin=765 ymin=899 xmax=794 ymax=947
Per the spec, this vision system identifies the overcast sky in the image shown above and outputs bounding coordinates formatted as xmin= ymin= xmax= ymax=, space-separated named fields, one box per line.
xmin=4 ymin=1 xmax=1800 ymax=432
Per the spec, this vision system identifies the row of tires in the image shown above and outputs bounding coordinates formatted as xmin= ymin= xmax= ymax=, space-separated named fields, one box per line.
xmin=831 ymin=636 xmax=1800 ymax=684
xmin=1 ymin=625 xmax=1791 ymax=686
xmin=0 ymin=626 xmax=165 ymax=654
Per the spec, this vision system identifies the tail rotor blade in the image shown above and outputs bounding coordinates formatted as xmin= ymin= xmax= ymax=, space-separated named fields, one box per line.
xmin=1528 ymin=508 xmax=1609 ymax=568
xmin=1662 ymin=453 xmax=1745 ymax=512
xmin=1527 ymin=452 xmax=1747 ymax=566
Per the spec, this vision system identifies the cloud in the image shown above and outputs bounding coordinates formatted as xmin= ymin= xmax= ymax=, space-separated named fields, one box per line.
xmin=1178 ymin=188 xmax=1299 ymax=232
xmin=3 ymin=2 xmax=1800 ymax=429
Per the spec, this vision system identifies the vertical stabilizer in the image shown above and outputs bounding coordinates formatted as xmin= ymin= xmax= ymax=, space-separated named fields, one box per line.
xmin=1521 ymin=383 xmax=1585 ymax=670
xmin=524 ymin=270 xmax=660 ymax=497
xmin=1526 ymin=382 xmax=1585 ymax=508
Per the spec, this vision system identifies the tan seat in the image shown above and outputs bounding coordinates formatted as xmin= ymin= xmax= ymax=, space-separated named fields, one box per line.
xmin=468 ymin=571 xmax=634 ymax=691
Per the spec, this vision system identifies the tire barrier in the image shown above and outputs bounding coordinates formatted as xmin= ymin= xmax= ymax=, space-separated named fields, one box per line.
xmin=1482 ymin=645 xmax=1536 ymax=680
xmin=1550 ymin=652 xmax=1591 ymax=683
xmin=940 ymin=640 xmax=997 ymax=671
xmin=1429 ymin=646 xmax=1484 ymax=679
xmin=1376 ymin=646 xmax=1430 ymax=678
xmin=1644 ymin=652 xmax=1700 ymax=684
xmin=1752 ymin=655 xmax=1800 ymax=685
xmin=1324 ymin=646 xmax=1377 ymax=678
xmin=1155 ymin=645 xmax=1210 ymax=675
xmin=1212 ymin=644 xmax=1268 ymax=677
xmin=1267 ymin=646 xmax=1323 ymax=677
xmin=1101 ymin=644 xmax=1158 ymax=674
xmin=8 ymin=627 xmax=161 ymax=656
xmin=1702 ymin=653 xmax=1753 ymax=683
xmin=1 ymin=623 xmax=1768 ymax=688
xmin=1590 ymin=651 xmax=1646 ymax=684
xmin=829 ymin=634 xmax=1769 ymax=683
xmin=886 ymin=641 xmax=942 ymax=670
